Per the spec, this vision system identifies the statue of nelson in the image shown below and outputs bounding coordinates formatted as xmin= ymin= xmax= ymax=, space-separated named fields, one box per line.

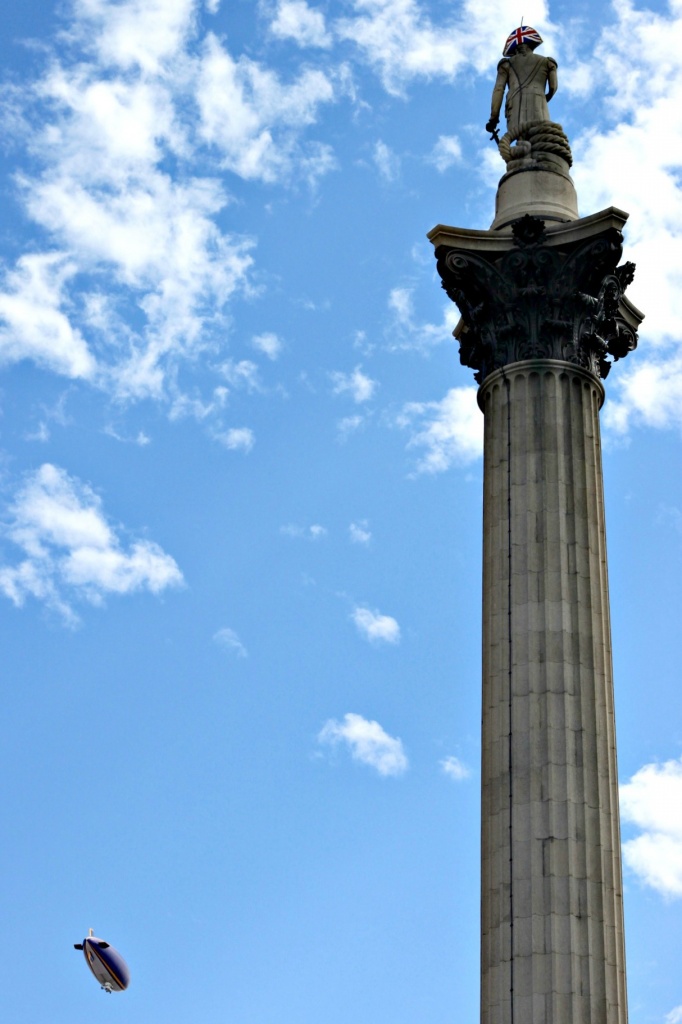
xmin=486 ymin=26 xmax=558 ymax=138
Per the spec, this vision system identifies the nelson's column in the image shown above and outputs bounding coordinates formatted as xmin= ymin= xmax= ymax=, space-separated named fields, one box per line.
xmin=428 ymin=26 xmax=644 ymax=1024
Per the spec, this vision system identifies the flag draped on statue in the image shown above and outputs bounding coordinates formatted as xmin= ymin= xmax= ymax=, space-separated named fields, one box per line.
xmin=502 ymin=25 xmax=543 ymax=55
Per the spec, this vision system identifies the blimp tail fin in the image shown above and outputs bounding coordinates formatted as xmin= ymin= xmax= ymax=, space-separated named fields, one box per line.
xmin=74 ymin=944 xmax=84 ymax=950
xmin=97 ymin=942 xmax=110 ymax=949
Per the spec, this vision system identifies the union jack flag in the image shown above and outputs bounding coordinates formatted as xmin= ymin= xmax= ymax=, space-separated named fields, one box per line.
xmin=503 ymin=25 xmax=543 ymax=56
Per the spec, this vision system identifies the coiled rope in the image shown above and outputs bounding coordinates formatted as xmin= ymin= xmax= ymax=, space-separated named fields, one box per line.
xmin=498 ymin=121 xmax=573 ymax=167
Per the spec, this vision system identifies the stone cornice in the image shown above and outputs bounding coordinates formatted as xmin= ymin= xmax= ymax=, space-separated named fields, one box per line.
xmin=427 ymin=206 xmax=630 ymax=252
xmin=429 ymin=209 xmax=644 ymax=385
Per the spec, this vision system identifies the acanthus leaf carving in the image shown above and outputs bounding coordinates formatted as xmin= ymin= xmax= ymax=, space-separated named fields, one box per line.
xmin=434 ymin=216 xmax=640 ymax=385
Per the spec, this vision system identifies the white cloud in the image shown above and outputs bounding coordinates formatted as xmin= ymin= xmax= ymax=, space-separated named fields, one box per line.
xmin=1 ymin=4 xmax=257 ymax=402
xmin=0 ymin=463 xmax=183 ymax=623
xmin=373 ymin=139 xmax=400 ymax=182
xmin=428 ymin=134 xmax=462 ymax=172
xmin=215 ymin=427 xmax=255 ymax=452
xmin=440 ymin=755 xmax=472 ymax=781
xmin=24 ymin=391 xmax=72 ymax=442
xmin=218 ymin=359 xmax=262 ymax=392
xmin=1 ymin=0 xmax=342 ymax=406
xmin=666 ymin=1007 xmax=682 ymax=1024
xmin=25 ymin=423 xmax=51 ymax=443
xmin=620 ymin=756 xmax=682 ymax=898
xmin=564 ymin=0 xmax=682 ymax=438
xmin=0 ymin=254 xmax=97 ymax=379
xmin=603 ymin=354 xmax=682 ymax=437
xmin=337 ymin=414 xmax=365 ymax=440
xmin=389 ymin=286 xmax=413 ymax=323
xmin=399 ymin=386 xmax=483 ymax=473
xmin=387 ymin=287 xmax=460 ymax=351
xmin=24 ymin=170 xmax=254 ymax=400
xmin=104 ymin=424 xmax=151 ymax=446
xmin=335 ymin=0 xmax=552 ymax=96
xmin=330 ymin=366 xmax=377 ymax=402
xmin=213 ymin=626 xmax=248 ymax=657
xmin=318 ymin=712 xmax=408 ymax=776
xmin=270 ymin=1 xmax=332 ymax=48
xmin=352 ymin=605 xmax=400 ymax=644
xmin=195 ymin=33 xmax=337 ymax=184
xmin=352 ymin=328 xmax=374 ymax=356
xmin=72 ymin=0 xmax=198 ymax=74
xmin=168 ymin=386 xmax=228 ymax=423
xmin=280 ymin=523 xmax=327 ymax=539
xmin=335 ymin=0 xmax=464 ymax=96
xmin=349 ymin=520 xmax=372 ymax=545
xmin=251 ymin=331 xmax=282 ymax=360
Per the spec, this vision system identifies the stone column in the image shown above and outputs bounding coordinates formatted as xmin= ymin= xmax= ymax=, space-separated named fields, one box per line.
xmin=480 ymin=361 xmax=626 ymax=1024
xmin=428 ymin=210 xmax=644 ymax=1024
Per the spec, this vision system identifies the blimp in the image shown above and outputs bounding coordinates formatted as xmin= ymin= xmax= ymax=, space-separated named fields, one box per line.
xmin=74 ymin=929 xmax=130 ymax=993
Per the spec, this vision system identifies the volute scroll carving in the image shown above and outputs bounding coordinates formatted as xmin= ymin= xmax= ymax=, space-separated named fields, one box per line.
xmin=434 ymin=215 xmax=641 ymax=385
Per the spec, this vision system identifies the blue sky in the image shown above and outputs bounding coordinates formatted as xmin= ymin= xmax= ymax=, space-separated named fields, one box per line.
xmin=1 ymin=1 xmax=682 ymax=1021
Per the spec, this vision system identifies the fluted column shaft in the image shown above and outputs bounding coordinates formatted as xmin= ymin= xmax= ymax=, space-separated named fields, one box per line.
xmin=479 ymin=360 xmax=627 ymax=1024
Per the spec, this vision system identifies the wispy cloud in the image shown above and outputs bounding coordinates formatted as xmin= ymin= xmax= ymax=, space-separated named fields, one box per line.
xmin=217 ymin=359 xmax=262 ymax=392
xmin=440 ymin=755 xmax=472 ymax=781
xmin=428 ymin=134 xmax=462 ymax=172
xmin=318 ymin=712 xmax=408 ymax=776
xmin=334 ymin=0 xmax=552 ymax=96
xmin=352 ymin=605 xmax=400 ymax=644
xmin=169 ymin=386 xmax=229 ymax=424
xmin=213 ymin=626 xmax=248 ymax=658
xmin=0 ymin=0 xmax=340 ymax=408
xmin=214 ymin=427 xmax=255 ymax=452
xmin=602 ymin=356 xmax=682 ymax=437
xmin=336 ymin=414 xmax=366 ymax=441
xmin=373 ymin=139 xmax=400 ymax=182
xmin=349 ymin=520 xmax=372 ymax=545
xmin=0 ymin=254 xmax=97 ymax=380
xmin=398 ymin=386 xmax=483 ymax=473
xmin=251 ymin=331 xmax=283 ymax=360
xmin=386 ymin=286 xmax=460 ymax=351
xmin=330 ymin=366 xmax=377 ymax=403
xmin=280 ymin=523 xmax=327 ymax=540
xmin=25 ymin=423 xmax=51 ymax=443
xmin=23 ymin=390 xmax=73 ymax=443
xmin=0 ymin=4 xmax=255 ymax=402
xmin=269 ymin=0 xmax=333 ymax=49
xmin=104 ymin=425 xmax=151 ymax=446
xmin=620 ymin=756 xmax=682 ymax=898
xmin=196 ymin=33 xmax=337 ymax=184
xmin=567 ymin=0 xmax=682 ymax=438
xmin=0 ymin=463 xmax=183 ymax=625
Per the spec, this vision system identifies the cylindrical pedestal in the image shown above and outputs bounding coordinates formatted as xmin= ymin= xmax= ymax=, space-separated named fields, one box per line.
xmin=479 ymin=360 xmax=627 ymax=1024
xmin=490 ymin=165 xmax=579 ymax=230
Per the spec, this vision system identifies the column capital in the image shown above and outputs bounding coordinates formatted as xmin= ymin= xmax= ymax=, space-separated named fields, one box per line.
xmin=428 ymin=209 xmax=644 ymax=386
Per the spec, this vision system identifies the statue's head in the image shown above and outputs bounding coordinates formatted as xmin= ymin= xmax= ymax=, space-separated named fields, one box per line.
xmin=503 ymin=25 xmax=543 ymax=56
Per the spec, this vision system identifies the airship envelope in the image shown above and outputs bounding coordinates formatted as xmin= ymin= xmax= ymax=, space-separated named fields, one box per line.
xmin=74 ymin=930 xmax=130 ymax=993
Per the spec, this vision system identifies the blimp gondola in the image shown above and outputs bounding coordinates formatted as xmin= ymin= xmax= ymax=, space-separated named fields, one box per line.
xmin=74 ymin=929 xmax=130 ymax=993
